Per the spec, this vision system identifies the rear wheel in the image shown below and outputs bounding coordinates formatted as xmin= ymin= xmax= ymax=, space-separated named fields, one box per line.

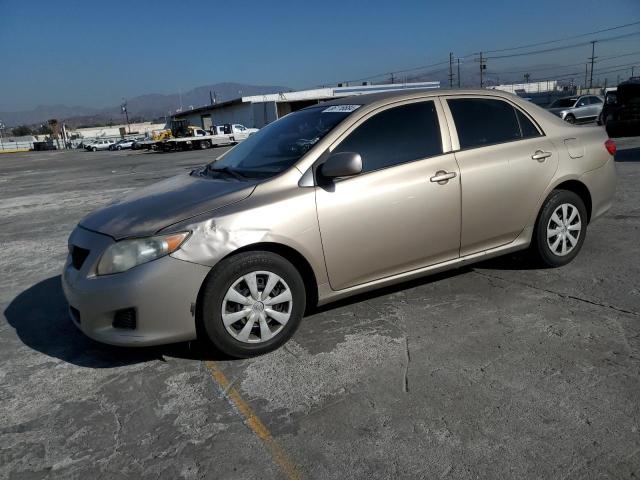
xmin=532 ymin=190 xmax=587 ymax=267
xmin=201 ymin=251 xmax=306 ymax=358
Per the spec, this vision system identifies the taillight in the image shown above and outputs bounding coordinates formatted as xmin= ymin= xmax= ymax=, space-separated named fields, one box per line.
xmin=605 ymin=139 xmax=617 ymax=156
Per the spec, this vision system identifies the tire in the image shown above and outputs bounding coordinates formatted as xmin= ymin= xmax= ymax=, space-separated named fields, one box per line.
xmin=116 ymin=145 xmax=122 ymax=150
xmin=201 ymin=251 xmax=306 ymax=358
xmin=564 ymin=114 xmax=576 ymax=124
xmin=532 ymin=190 xmax=587 ymax=267
xmin=91 ymin=147 xmax=97 ymax=152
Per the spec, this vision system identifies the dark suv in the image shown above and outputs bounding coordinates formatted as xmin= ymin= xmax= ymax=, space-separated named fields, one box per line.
xmin=601 ymin=77 xmax=640 ymax=137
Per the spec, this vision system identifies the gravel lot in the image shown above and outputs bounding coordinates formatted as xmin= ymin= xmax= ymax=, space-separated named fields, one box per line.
xmin=1 ymin=138 xmax=640 ymax=479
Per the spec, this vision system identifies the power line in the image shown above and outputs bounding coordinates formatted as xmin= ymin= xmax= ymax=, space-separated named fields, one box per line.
xmin=333 ymin=21 xmax=640 ymax=87
xmin=482 ymin=20 xmax=640 ymax=54
xmin=486 ymin=31 xmax=640 ymax=60
xmin=489 ymin=50 xmax=640 ymax=76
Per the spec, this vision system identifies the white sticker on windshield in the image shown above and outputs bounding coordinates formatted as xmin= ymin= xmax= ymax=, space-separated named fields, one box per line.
xmin=322 ymin=104 xmax=361 ymax=113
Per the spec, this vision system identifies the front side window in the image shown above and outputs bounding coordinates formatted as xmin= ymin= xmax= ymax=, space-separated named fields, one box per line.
xmin=550 ymin=98 xmax=577 ymax=108
xmin=589 ymin=96 xmax=603 ymax=104
xmin=447 ymin=98 xmax=522 ymax=149
xmin=576 ymin=98 xmax=588 ymax=107
xmin=332 ymin=101 xmax=442 ymax=173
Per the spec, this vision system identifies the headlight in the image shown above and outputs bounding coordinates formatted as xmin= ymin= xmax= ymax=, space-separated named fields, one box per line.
xmin=96 ymin=232 xmax=189 ymax=275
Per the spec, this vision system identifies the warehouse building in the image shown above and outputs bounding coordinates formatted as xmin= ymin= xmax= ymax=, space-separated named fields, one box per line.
xmin=173 ymin=81 xmax=440 ymax=129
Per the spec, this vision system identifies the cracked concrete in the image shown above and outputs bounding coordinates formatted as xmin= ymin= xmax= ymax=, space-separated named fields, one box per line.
xmin=1 ymin=141 xmax=640 ymax=479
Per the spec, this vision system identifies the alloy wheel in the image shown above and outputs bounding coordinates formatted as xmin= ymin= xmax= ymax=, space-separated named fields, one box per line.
xmin=221 ymin=271 xmax=293 ymax=343
xmin=546 ymin=203 xmax=582 ymax=256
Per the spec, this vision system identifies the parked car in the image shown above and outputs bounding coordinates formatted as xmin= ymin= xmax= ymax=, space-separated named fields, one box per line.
xmin=547 ymin=95 xmax=603 ymax=123
xmin=63 ymin=89 xmax=616 ymax=358
xmin=600 ymin=77 xmax=640 ymax=137
xmin=85 ymin=139 xmax=116 ymax=151
xmin=131 ymin=138 xmax=151 ymax=150
xmin=109 ymin=139 xmax=136 ymax=151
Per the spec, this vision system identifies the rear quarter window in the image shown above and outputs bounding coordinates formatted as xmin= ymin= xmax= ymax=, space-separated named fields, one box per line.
xmin=515 ymin=109 xmax=542 ymax=139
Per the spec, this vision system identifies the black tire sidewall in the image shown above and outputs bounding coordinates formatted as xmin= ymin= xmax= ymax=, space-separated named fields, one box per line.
xmin=534 ymin=190 xmax=587 ymax=267
xmin=565 ymin=115 xmax=576 ymax=124
xmin=201 ymin=251 xmax=306 ymax=358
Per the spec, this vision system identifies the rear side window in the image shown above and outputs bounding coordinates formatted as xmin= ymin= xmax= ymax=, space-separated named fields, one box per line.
xmin=448 ymin=98 xmax=522 ymax=149
xmin=515 ymin=109 xmax=541 ymax=139
xmin=333 ymin=101 xmax=442 ymax=173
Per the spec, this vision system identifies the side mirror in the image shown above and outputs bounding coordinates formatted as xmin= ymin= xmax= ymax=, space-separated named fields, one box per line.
xmin=320 ymin=152 xmax=362 ymax=178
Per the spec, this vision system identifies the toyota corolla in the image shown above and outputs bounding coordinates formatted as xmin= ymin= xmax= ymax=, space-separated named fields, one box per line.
xmin=62 ymin=89 xmax=617 ymax=358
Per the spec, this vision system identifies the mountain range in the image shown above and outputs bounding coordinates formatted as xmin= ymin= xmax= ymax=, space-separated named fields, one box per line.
xmin=1 ymin=82 xmax=290 ymax=128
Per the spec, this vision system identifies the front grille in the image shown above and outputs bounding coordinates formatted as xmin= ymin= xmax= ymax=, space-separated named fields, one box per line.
xmin=113 ymin=308 xmax=136 ymax=330
xmin=70 ymin=245 xmax=90 ymax=270
xmin=69 ymin=306 xmax=81 ymax=324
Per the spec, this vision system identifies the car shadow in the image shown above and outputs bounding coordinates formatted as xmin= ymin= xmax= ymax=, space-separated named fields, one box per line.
xmin=7 ymin=251 xmax=547 ymax=367
xmin=3 ymin=275 xmax=230 ymax=368
xmin=615 ymin=147 xmax=640 ymax=163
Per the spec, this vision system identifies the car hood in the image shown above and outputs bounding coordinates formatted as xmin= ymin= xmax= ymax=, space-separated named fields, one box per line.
xmin=547 ymin=107 xmax=567 ymax=115
xmin=80 ymin=173 xmax=258 ymax=240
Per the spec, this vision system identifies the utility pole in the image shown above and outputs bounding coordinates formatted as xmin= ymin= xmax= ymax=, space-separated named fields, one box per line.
xmin=588 ymin=40 xmax=597 ymax=89
xmin=632 ymin=66 xmax=635 ymax=77
xmin=209 ymin=90 xmax=214 ymax=105
xmin=448 ymin=52 xmax=454 ymax=88
xmin=524 ymin=73 xmax=530 ymax=84
xmin=584 ymin=64 xmax=588 ymax=91
xmin=457 ymin=58 xmax=461 ymax=88
xmin=478 ymin=52 xmax=486 ymax=88
xmin=390 ymin=72 xmax=395 ymax=84
xmin=121 ymin=101 xmax=131 ymax=134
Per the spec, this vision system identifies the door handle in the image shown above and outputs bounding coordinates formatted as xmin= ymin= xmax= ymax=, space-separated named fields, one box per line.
xmin=430 ymin=170 xmax=457 ymax=184
xmin=531 ymin=150 xmax=552 ymax=162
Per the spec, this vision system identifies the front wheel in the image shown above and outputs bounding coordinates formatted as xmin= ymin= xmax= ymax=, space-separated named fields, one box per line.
xmin=201 ymin=251 xmax=306 ymax=358
xmin=532 ymin=190 xmax=587 ymax=267
xmin=91 ymin=147 xmax=97 ymax=152
xmin=564 ymin=114 xmax=576 ymax=124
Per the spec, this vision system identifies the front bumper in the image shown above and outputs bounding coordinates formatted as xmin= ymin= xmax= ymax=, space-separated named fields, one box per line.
xmin=62 ymin=226 xmax=211 ymax=346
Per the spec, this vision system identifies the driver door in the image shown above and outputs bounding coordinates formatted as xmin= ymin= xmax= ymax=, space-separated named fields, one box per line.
xmin=315 ymin=99 xmax=461 ymax=291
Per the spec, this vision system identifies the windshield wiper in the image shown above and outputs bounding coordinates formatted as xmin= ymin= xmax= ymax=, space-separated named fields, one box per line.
xmin=203 ymin=165 xmax=246 ymax=180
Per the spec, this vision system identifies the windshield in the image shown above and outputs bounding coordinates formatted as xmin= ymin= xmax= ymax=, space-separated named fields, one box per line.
xmin=200 ymin=105 xmax=358 ymax=178
xmin=550 ymin=98 xmax=576 ymax=108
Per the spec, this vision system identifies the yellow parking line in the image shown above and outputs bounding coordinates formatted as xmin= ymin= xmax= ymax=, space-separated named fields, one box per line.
xmin=203 ymin=361 xmax=302 ymax=480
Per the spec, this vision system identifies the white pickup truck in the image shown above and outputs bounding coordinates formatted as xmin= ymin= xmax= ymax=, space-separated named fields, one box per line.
xmin=143 ymin=123 xmax=259 ymax=152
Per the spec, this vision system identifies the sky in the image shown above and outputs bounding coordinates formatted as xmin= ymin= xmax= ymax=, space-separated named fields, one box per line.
xmin=1 ymin=0 xmax=639 ymax=111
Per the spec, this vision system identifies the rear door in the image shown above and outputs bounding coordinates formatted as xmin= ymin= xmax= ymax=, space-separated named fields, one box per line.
xmin=315 ymin=99 xmax=461 ymax=290
xmin=574 ymin=96 xmax=590 ymax=120
xmin=442 ymin=96 xmax=559 ymax=256
xmin=588 ymin=96 xmax=603 ymax=118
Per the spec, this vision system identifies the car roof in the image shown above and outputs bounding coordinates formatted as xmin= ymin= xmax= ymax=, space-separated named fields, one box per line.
xmin=311 ymin=88 xmax=520 ymax=109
